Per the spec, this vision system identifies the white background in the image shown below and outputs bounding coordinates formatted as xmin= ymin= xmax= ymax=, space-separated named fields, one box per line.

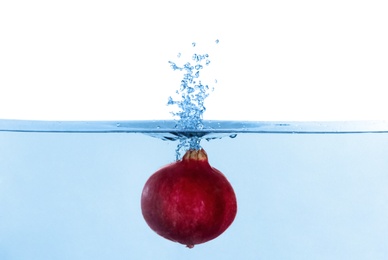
xmin=1 ymin=0 xmax=387 ymax=121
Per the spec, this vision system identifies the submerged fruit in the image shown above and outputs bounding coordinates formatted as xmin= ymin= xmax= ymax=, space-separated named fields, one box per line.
xmin=141 ymin=149 xmax=237 ymax=248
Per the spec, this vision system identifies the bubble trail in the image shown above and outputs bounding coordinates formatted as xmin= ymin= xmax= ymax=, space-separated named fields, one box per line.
xmin=167 ymin=41 xmax=218 ymax=159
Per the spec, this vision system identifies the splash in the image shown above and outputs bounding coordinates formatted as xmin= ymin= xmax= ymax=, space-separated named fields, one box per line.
xmin=168 ymin=40 xmax=218 ymax=159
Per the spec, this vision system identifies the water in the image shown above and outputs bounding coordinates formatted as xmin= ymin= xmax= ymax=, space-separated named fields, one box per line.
xmin=167 ymin=41 xmax=218 ymax=158
xmin=1 ymin=120 xmax=388 ymax=259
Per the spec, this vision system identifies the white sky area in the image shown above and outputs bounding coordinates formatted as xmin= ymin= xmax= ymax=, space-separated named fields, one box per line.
xmin=1 ymin=1 xmax=387 ymax=121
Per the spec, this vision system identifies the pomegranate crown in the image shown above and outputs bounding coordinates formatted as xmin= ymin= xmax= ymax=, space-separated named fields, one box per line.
xmin=182 ymin=149 xmax=208 ymax=162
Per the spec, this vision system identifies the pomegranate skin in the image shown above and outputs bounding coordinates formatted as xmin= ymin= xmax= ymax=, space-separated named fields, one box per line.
xmin=141 ymin=149 xmax=237 ymax=248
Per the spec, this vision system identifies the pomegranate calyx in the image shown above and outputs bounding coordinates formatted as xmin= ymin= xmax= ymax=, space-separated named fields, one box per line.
xmin=182 ymin=149 xmax=208 ymax=162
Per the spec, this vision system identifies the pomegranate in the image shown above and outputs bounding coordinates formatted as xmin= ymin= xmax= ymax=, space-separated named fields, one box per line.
xmin=141 ymin=148 xmax=237 ymax=248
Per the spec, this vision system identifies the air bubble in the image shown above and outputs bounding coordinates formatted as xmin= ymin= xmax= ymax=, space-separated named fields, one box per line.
xmin=168 ymin=41 xmax=219 ymax=158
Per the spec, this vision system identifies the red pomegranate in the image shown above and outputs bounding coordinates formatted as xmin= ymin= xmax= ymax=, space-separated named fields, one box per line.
xmin=141 ymin=148 xmax=237 ymax=248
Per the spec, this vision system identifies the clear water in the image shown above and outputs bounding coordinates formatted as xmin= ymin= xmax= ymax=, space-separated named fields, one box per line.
xmin=1 ymin=120 xmax=388 ymax=259
xmin=166 ymin=40 xmax=219 ymax=158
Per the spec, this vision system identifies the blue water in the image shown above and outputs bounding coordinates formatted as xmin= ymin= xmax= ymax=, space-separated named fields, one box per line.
xmin=166 ymin=40 xmax=219 ymax=157
xmin=1 ymin=129 xmax=388 ymax=259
